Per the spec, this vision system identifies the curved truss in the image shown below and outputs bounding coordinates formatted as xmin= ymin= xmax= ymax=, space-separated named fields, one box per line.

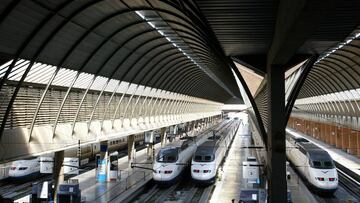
xmin=0 ymin=0 xmax=241 ymax=162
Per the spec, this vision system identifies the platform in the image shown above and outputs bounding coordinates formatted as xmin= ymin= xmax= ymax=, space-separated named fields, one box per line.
xmin=210 ymin=121 xmax=322 ymax=203
xmin=72 ymin=126 xmax=215 ymax=203
xmin=210 ymin=121 xmax=255 ymax=203
xmin=71 ymin=142 xmax=161 ymax=203
xmin=286 ymin=128 xmax=360 ymax=177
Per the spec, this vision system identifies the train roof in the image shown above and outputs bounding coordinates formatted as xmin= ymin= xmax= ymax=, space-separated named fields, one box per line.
xmin=299 ymin=142 xmax=333 ymax=161
xmin=195 ymin=141 xmax=218 ymax=155
xmin=199 ymin=140 xmax=217 ymax=148
xmin=162 ymin=138 xmax=193 ymax=149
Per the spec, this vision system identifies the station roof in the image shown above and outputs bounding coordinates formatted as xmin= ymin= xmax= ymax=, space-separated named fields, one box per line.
xmin=0 ymin=0 xmax=241 ymax=103
xmin=0 ymin=0 xmax=358 ymax=103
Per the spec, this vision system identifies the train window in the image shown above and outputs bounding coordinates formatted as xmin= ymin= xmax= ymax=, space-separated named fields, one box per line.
xmin=156 ymin=148 xmax=178 ymax=163
xmin=194 ymin=155 xmax=202 ymax=162
xmin=204 ymin=156 xmax=212 ymax=161
xmin=312 ymin=161 xmax=321 ymax=168
xmin=18 ymin=167 xmax=28 ymax=170
xmin=323 ymin=161 xmax=334 ymax=169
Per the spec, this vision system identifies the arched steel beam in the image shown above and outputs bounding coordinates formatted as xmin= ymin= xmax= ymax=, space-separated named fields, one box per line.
xmin=0 ymin=0 xmax=233 ymax=139
xmin=0 ymin=0 xmax=21 ymax=25
xmin=88 ymin=38 xmax=172 ymax=128
xmin=34 ymin=27 xmax=158 ymax=139
xmin=299 ymin=76 xmax=338 ymax=115
xmin=174 ymin=71 xmax=206 ymax=95
xmin=325 ymin=55 xmax=360 ymax=85
xmin=228 ymin=58 xmax=267 ymax=146
xmin=150 ymin=70 xmax=206 ymax=117
xmin=285 ymin=56 xmax=317 ymax=122
xmin=0 ymin=0 xmax=73 ymax=91
xmin=314 ymin=64 xmax=354 ymax=113
xmin=103 ymin=49 xmax=184 ymax=122
xmin=155 ymin=0 xmax=229 ymax=64
xmin=126 ymin=46 xmax=181 ymax=84
xmin=319 ymin=57 xmax=360 ymax=113
xmin=150 ymin=52 xmax=224 ymax=92
xmin=306 ymin=70 xmax=345 ymax=114
xmin=167 ymin=68 xmax=207 ymax=93
xmin=0 ymin=0 xmax=97 ymax=139
xmin=108 ymin=43 xmax=184 ymax=120
xmin=135 ymin=60 xmax=194 ymax=118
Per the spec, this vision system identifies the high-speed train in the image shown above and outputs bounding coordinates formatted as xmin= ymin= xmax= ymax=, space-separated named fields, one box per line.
xmin=8 ymin=134 xmax=145 ymax=180
xmin=152 ymin=119 xmax=237 ymax=184
xmin=8 ymin=157 xmax=41 ymax=180
xmin=153 ymin=137 xmax=202 ymax=184
xmin=286 ymin=130 xmax=338 ymax=193
xmin=191 ymin=121 xmax=237 ymax=183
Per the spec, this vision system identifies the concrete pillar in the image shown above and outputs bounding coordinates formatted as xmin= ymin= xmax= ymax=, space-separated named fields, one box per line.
xmin=266 ymin=65 xmax=286 ymax=203
xmin=146 ymin=143 xmax=154 ymax=160
xmin=128 ymin=134 xmax=135 ymax=167
xmin=160 ymin=127 xmax=167 ymax=147
xmin=52 ymin=150 xmax=64 ymax=202
xmin=193 ymin=121 xmax=197 ymax=136
xmin=145 ymin=131 xmax=154 ymax=160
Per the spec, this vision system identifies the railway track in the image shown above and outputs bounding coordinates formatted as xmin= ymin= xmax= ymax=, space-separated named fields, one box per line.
xmin=0 ymin=141 xmax=153 ymax=202
xmin=127 ymin=121 xmax=239 ymax=203
xmin=127 ymin=177 xmax=213 ymax=203
xmin=335 ymin=162 xmax=360 ymax=200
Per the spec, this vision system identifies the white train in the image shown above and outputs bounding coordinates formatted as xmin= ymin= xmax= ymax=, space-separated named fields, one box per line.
xmin=286 ymin=131 xmax=338 ymax=193
xmin=8 ymin=157 xmax=41 ymax=180
xmin=153 ymin=138 xmax=197 ymax=184
xmin=191 ymin=121 xmax=237 ymax=184
xmin=8 ymin=134 xmax=145 ymax=180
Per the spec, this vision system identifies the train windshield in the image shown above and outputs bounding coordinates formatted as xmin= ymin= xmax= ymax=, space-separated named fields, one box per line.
xmin=311 ymin=160 xmax=335 ymax=169
xmin=156 ymin=148 xmax=178 ymax=163
xmin=193 ymin=147 xmax=215 ymax=162
xmin=308 ymin=150 xmax=335 ymax=169
xmin=194 ymin=155 xmax=214 ymax=162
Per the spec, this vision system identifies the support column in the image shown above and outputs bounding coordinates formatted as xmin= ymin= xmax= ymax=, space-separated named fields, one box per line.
xmin=52 ymin=150 xmax=64 ymax=202
xmin=146 ymin=143 xmax=154 ymax=160
xmin=267 ymin=65 xmax=286 ymax=203
xmin=160 ymin=127 xmax=167 ymax=147
xmin=146 ymin=131 xmax=154 ymax=160
xmin=97 ymin=141 xmax=108 ymax=183
xmin=128 ymin=135 xmax=135 ymax=167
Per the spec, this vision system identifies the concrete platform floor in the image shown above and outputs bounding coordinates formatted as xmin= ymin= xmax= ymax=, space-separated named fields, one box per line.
xmin=210 ymin=121 xmax=254 ymax=203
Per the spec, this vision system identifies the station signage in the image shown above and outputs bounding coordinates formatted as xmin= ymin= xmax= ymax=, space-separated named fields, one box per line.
xmin=40 ymin=157 xmax=53 ymax=174
xmin=64 ymin=157 xmax=79 ymax=175
xmin=145 ymin=131 xmax=154 ymax=144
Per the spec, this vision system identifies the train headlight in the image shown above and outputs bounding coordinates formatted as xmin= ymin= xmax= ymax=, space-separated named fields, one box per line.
xmin=203 ymin=170 xmax=211 ymax=173
xmin=315 ymin=177 xmax=324 ymax=181
xmin=329 ymin=178 xmax=336 ymax=181
xmin=193 ymin=169 xmax=200 ymax=173
xmin=164 ymin=170 xmax=173 ymax=174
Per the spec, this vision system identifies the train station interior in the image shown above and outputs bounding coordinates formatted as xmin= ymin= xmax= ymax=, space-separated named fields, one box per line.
xmin=0 ymin=0 xmax=359 ymax=202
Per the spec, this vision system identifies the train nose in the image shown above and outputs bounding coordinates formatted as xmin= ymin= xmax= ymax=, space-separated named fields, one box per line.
xmin=315 ymin=177 xmax=338 ymax=189
xmin=153 ymin=164 xmax=177 ymax=181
